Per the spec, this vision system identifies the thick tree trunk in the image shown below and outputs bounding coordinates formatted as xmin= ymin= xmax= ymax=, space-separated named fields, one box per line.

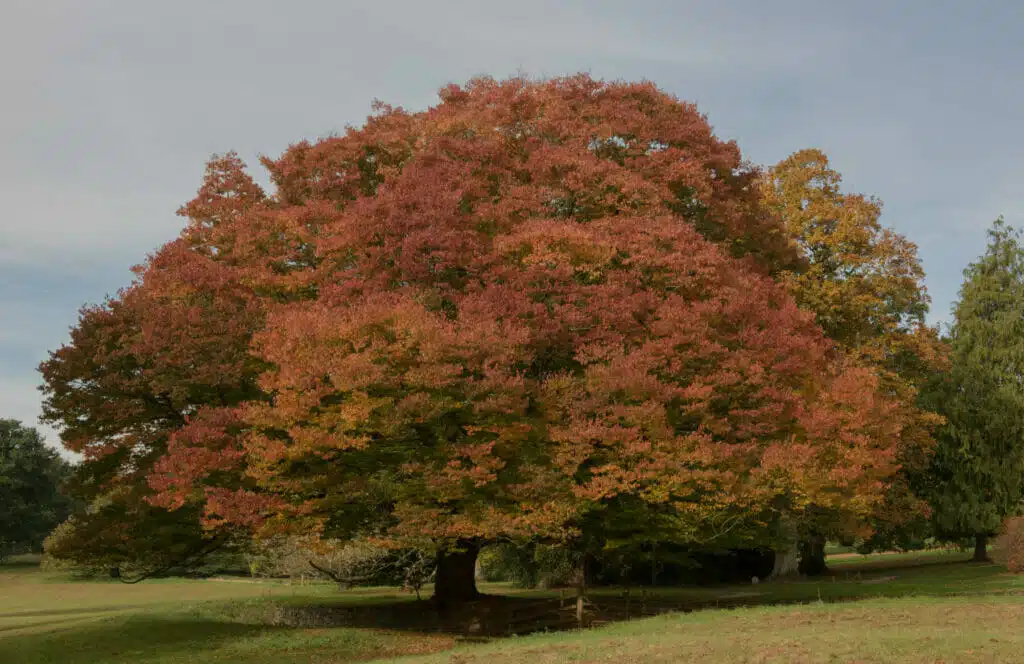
xmin=771 ymin=520 xmax=801 ymax=579
xmin=973 ymin=534 xmax=991 ymax=562
xmin=798 ymin=535 xmax=828 ymax=577
xmin=433 ymin=540 xmax=481 ymax=608
xmin=771 ymin=542 xmax=801 ymax=579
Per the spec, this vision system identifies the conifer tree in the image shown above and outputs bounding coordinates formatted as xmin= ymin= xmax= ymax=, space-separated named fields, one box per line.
xmin=923 ymin=218 xmax=1024 ymax=561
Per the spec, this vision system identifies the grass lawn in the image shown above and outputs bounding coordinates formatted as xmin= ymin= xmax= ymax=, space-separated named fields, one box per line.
xmin=399 ymin=595 xmax=1024 ymax=663
xmin=2 ymin=550 xmax=1023 ymax=663
xmin=0 ymin=559 xmax=447 ymax=663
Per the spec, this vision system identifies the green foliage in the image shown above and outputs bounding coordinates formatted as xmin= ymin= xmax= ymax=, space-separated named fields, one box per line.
xmin=0 ymin=419 xmax=72 ymax=559
xmin=920 ymin=218 xmax=1024 ymax=541
xmin=43 ymin=489 xmax=228 ymax=580
xmin=854 ymin=513 xmax=934 ymax=554
xmin=477 ymin=543 xmax=576 ymax=588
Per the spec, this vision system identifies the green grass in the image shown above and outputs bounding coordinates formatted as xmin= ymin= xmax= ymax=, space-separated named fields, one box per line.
xmin=397 ymin=595 xmax=1024 ymax=663
xmin=569 ymin=549 xmax=1019 ymax=608
xmin=2 ymin=549 xmax=1022 ymax=663
xmin=0 ymin=562 xmax=452 ymax=663
xmin=828 ymin=547 xmax=971 ymax=568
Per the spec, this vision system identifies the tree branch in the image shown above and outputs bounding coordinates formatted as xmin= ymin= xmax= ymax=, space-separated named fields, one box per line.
xmin=117 ymin=538 xmax=225 ymax=584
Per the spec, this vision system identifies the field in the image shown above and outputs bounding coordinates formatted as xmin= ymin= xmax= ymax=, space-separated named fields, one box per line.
xmin=3 ymin=550 xmax=1024 ymax=663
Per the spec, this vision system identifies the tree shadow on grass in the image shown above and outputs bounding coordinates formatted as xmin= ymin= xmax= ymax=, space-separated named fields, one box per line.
xmin=262 ymin=594 xmax=632 ymax=636
xmin=0 ymin=613 xmax=282 ymax=664
xmin=263 ymin=560 xmax=1018 ymax=637
xmin=0 ymin=558 xmax=43 ymax=571
xmin=0 ymin=605 xmax=150 ymax=620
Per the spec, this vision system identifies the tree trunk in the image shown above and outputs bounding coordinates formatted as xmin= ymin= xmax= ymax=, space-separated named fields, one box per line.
xmin=433 ymin=540 xmax=481 ymax=608
xmin=973 ymin=533 xmax=990 ymax=562
xmin=771 ymin=520 xmax=801 ymax=579
xmin=650 ymin=542 xmax=658 ymax=586
xmin=798 ymin=535 xmax=828 ymax=577
xmin=771 ymin=541 xmax=801 ymax=579
xmin=571 ymin=556 xmax=588 ymax=628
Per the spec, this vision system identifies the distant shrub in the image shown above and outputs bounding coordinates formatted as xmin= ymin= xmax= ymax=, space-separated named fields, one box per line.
xmin=477 ymin=543 xmax=576 ymax=589
xmin=244 ymin=536 xmax=433 ymax=592
xmin=535 ymin=546 xmax=577 ymax=588
xmin=245 ymin=536 xmax=385 ymax=582
xmin=41 ymin=520 xmax=111 ymax=578
xmin=476 ymin=543 xmax=534 ymax=586
xmin=993 ymin=517 xmax=1024 ymax=572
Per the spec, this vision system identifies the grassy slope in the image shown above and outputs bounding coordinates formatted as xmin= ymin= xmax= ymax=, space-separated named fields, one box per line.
xmin=399 ymin=596 xmax=1024 ymax=663
xmin=2 ymin=550 xmax=1023 ymax=663
xmin=0 ymin=562 xmax=448 ymax=664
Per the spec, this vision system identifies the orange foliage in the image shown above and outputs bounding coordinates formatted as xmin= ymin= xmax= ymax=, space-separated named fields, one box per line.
xmin=994 ymin=517 xmax=1024 ymax=573
xmin=44 ymin=76 xmax=914 ymax=551
xmin=761 ymin=149 xmax=947 ymax=542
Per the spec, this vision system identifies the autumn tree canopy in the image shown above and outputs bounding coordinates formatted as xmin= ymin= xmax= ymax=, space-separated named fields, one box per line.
xmin=42 ymin=75 xmax=915 ymax=602
xmin=39 ymin=198 xmax=266 ymax=577
xmin=760 ymin=150 xmax=946 ymax=573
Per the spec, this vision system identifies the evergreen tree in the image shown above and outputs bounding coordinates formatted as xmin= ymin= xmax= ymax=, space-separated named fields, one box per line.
xmin=0 ymin=420 xmax=72 ymax=558
xmin=923 ymin=218 xmax=1024 ymax=561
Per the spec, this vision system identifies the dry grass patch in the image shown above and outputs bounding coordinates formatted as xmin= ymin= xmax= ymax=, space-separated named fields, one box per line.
xmin=398 ymin=597 xmax=1024 ymax=664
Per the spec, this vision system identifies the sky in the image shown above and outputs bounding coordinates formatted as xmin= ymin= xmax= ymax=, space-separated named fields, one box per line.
xmin=3 ymin=0 xmax=1023 ymax=453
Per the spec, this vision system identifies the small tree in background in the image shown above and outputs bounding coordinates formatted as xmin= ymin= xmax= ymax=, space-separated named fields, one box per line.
xmin=0 ymin=420 xmax=72 ymax=560
xmin=760 ymin=149 xmax=946 ymax=575
xmin=477 ymin=542 xmax=577 ymax=589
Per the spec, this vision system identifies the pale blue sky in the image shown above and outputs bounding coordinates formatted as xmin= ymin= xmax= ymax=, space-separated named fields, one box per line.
xmin=3 ymin=0 xmax=1022 ymax=449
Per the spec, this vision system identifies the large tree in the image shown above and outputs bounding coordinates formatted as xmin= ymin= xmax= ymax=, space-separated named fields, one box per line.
xmin=920 ymin=218 xmax=1024 ymax=561
xmin=0 ymin=420 xmax=72 ymax=558
xmin=44 ymin=76 xmax=910 ymax=603
xmin=760 ymin=149 xmax=945 ymax=574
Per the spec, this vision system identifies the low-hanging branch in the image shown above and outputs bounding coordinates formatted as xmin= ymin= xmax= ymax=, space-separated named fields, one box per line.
xmin=117 ymin=537 xmax=226 ymax=585
xmin=304 ymin=548 xmax=428 ymax=585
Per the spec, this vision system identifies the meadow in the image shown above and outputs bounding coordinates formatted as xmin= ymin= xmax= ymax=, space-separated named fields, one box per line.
xmin=3 ymin=550 xmax=1024 ymax=663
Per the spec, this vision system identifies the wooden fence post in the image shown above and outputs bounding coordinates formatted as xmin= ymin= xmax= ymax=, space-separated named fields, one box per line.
xmin=576 ymin=582 xmax=584 ymax=628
